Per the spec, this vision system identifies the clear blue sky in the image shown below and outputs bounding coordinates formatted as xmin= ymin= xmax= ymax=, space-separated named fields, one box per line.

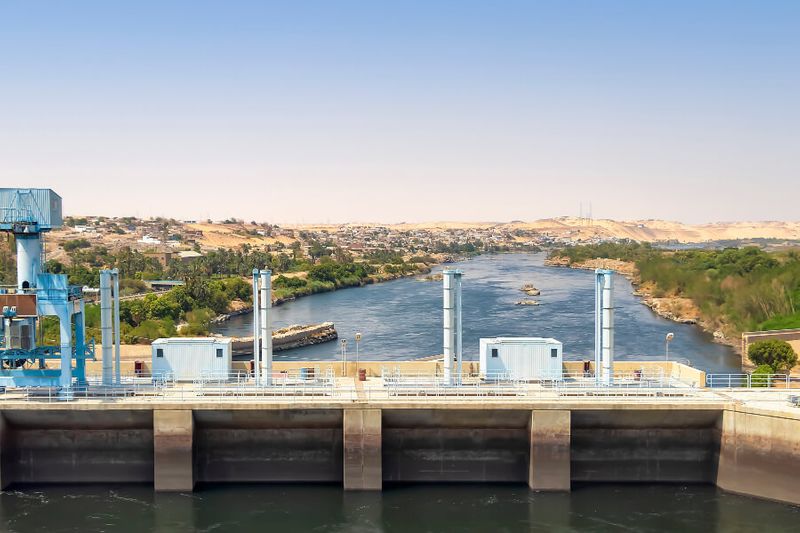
xmin=1 ymin=1 xmax=797 ymax=223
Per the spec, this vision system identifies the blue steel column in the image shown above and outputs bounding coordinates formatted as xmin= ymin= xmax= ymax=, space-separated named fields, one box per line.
xmin=15 ymin=234 xmax=41 ymax=290
xmin=58 ymin=304 xmax=73 ymax=393
xmin=75 ymin=300 xmax=87 ymax=386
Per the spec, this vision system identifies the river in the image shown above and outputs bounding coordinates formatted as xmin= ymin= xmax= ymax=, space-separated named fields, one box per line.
xmin=1 ymin=483 xmax=798 ymax=532
xmin=213 ymin=253 xmax=740 ymax=373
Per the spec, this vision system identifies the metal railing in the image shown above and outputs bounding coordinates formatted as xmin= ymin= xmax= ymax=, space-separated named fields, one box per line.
xmin=6 ymin=370 xmax=797 ymax=403
xmin=375 ymin=368 xmax=701 ymax=400
xmin=706 ymin=373 xmax=800 ymax=389
xmin=381 ymin=371 xmax=527 ymax=398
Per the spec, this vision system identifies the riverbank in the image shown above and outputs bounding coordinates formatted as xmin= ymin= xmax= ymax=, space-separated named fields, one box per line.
xmin=211 ymin=263 xmax=433 ymax=324
xmin=210 ymin=253 xmax=739 ymax=371
xmin=544 ymin=255 xmax=735 ymax=350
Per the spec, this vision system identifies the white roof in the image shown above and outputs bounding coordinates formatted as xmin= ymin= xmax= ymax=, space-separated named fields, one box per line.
xmin=152 ymin=337 xmax=231 ymax=345
xmin=481 ymin=337 xmax=561 ymax=345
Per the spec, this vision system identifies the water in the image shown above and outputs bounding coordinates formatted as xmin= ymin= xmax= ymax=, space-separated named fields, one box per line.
xmin=214 ymin=253 xmax=739 ymax=373
xmin=1 ymin=483 xmax=798 ymax=532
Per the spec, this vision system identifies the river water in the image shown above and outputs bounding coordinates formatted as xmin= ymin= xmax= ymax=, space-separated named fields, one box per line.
xmin=214 ymin=253 xmax=739 ymax=373
xmin=1 ymin=483 xmax=798 ymax=532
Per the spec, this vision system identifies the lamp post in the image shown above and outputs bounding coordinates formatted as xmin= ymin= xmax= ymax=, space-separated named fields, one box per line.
xmin=665 ymin=332 xmax=675 ymax=361
xmin=355 ymin=332 xmax=362 ymax=368
xmin=340 ymin=339 xmax=348 ymax=377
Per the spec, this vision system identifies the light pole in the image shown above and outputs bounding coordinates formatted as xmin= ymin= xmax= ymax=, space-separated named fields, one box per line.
xmin=665 ymin=332 xmax=675 ymax=361
xmin=355 ymin=332 xmax=362 ymax=368
xmin=340 ymin=339 xmax=348 ymax=376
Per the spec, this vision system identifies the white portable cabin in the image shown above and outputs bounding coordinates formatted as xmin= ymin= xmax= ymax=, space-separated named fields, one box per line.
xmin=151 ymin=337 xmax=233 ymax=381
xmin=479 ymin=337 xmax=563 ymax=381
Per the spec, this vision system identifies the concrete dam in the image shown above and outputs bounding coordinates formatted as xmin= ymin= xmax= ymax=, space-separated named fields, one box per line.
xmin=0 ymin=386 xmax=798 ymax=507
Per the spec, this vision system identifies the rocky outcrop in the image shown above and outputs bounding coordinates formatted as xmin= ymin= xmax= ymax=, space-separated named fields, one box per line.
xmin=520 ymin=284 xmax=541 ymax=296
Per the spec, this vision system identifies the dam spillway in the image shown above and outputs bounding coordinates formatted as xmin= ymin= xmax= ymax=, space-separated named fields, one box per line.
xmin=0 ymin=363 xmax=798 ymax=507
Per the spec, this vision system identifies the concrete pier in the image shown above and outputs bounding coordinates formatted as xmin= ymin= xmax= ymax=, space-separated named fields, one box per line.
xmin=529 ymin=410 xmax=571 ymax=491
xmin=717 ymin=406 xmax=800 ymax=505
xmin=343 ymin=409 xmax=382 ymax=490
xmin=154 ymin=409 xmax=193 ymax=491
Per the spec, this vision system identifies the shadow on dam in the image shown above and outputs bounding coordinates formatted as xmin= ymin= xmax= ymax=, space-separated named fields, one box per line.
xmin=0 ymin=408 xmax=726 ymax=489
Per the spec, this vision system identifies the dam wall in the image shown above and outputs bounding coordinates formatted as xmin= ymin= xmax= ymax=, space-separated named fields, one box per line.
xmin=717 ymin=405 xmax=800 ymax=504
xmin=0 ymin=401 xmax=797 ymax=506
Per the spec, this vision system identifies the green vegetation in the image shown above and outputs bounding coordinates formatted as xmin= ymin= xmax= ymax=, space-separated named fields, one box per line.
xmin=272 ymin=261 xmax=378 ymax=301
xmin=0 ymin=235 xmax=14 ymax=285
xmin=62 ymin=238 xmax=92 ymax=252
xmin=747 ymin=340 xmax=798 ymax=373
xmin=751 ymin=364 xmax=776 ymax=387
xmin=25 ymin=238 xmax=428 ymax=344
xmin=550 ymin=242 xmax=800 ymax=335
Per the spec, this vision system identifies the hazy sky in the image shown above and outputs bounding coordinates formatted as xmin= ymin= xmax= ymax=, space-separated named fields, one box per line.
xmin=1 ymin=1 xmax=798 ymax=224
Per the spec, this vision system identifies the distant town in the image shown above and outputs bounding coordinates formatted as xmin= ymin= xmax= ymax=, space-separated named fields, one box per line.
xmin=46 ymin=215 xmax=800 ymax=268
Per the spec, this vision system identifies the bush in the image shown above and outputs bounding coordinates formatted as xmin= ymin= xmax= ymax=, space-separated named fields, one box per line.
xmin=63 ymin=238 xmax=91 ymax=252
xmin=125 ymin=319 xmax=177 ymax=343
xmin=751 ymin=364 xmax=776 ymax=387
xmin=273 ymin=275 xmax=307 ymax=289
xmin=181 ymin=308 xmax=215 ymax=336
xmin=748 ymin=340 xmax=798 ymax=373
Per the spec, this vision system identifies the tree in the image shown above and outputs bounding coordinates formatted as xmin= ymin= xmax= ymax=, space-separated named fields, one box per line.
xmin=748 ymin=340 xmax=798 ymax=373
xmin=290 ymin=241 xmax=303 ymax=261
xmin=751 ymin=364 xmax=776 ymax=387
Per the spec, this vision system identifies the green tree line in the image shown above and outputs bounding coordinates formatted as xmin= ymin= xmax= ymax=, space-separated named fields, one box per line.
xmin=550 ymin=242 xmax=800 ymax=334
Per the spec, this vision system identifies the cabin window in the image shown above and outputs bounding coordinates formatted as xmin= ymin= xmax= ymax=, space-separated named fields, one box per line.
xmin=216 ymin=348 xmax=223 ymax=358
xmin=491 ymin=348 xmax=498 ymax=358
xmin=156 ymin=348 xmax=164 ymax=358
xmin=551 ymin=348 xmax=558 ymax=358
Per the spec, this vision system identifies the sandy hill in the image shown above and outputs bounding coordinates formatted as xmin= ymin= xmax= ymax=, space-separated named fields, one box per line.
xmin=384 ymin=218 xmax=800 ymax=243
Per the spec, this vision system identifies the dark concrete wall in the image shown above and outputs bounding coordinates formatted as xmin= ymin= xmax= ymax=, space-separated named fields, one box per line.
xmin=1 ymin=404 xmax=796 ymax=508
xmin=382 ymin=409 xmax=530 ymax=483
xmin=1 ymin=410 xmax=153 ymax=486
xmin=571 ymin=410 xmax=721 ymax=483
xmin=193 ymin=409 xmax=343 ymax=483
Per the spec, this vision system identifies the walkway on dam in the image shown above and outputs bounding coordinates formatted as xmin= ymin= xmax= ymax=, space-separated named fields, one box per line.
xmin=0 ymin=375 xmax=797 ymax=419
